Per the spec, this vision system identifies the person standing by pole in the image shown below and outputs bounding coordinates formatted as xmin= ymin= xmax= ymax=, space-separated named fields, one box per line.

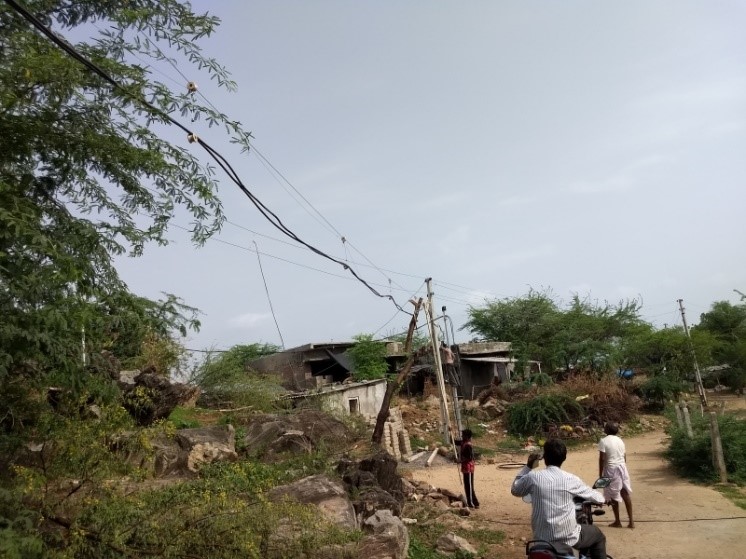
xmin=459 ymin=429 xmax=480 ymax=509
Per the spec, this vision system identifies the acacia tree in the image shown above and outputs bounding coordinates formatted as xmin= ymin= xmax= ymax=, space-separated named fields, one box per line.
xmin=695 ymin=300 xmax=746 ymax=391
xmin=464 ymin=289 xmax=646 ymax=374
xmin=1 ymin=0 xmax=253 ymax=419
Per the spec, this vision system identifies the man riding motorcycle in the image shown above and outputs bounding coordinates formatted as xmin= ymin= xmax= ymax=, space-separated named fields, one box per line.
xmin=511 ymin=438 xmax=607 ymax=559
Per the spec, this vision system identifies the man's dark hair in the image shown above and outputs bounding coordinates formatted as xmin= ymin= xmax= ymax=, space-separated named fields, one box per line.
xmin=604 ymin=422 xmax=619 ymax=435
xmin=461 ymin=429 xmax=473 ymax=440
xmin=543 ymin=438 xmax=567 ymax=467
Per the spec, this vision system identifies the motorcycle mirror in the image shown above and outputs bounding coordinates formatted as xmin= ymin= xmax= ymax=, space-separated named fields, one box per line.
xmin=592 ymin=477 xmax=612 ymax=489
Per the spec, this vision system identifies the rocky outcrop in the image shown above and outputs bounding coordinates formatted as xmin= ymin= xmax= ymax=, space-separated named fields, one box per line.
xmin=269 ymin=473 xmax=411 ymax=559
xmin=338 ymin=452 xmax=405 ymax=520
xmin=268 ymin=474 xmax=358 ymax=529
xmin=358 ymin=509 xmax=409 ymax=559
xmin=151 ymin=424 xmax=237 ymax=477
xmin=120 ymin=370 xmax=200 ymax=425
xmin=241 ymin=410 xmax=351 ymax=461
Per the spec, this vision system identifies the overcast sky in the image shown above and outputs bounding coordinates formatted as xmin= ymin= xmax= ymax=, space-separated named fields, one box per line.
xmin=114 ymin=1 xmax=746 ymax=352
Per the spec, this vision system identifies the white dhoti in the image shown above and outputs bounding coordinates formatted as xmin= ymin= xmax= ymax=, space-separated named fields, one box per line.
xmin=603 ymin=463 xmax=632 ymax=502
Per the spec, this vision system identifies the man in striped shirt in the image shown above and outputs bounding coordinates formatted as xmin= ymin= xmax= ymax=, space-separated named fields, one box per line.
xmin=511 ymin=438 xmax=607 ymax=559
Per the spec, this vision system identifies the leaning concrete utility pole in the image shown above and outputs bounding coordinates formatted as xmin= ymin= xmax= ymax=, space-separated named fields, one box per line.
xmin=425 ymin=278 xmax=453 ymax=446
xmin=677 ymin=298 xmax=708 ymax=409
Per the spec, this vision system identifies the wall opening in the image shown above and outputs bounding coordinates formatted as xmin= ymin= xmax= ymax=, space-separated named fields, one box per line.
xmin=348 ymin=398 xmax=359 ymax=414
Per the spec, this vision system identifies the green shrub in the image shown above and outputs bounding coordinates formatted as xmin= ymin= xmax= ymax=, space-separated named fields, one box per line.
xmin=506 ymin=393 xmax=584 ymax=436
xmin=189 ymin=344 xmax=285 ymax=411
xmin=168 ymin=406 xmax=202 ymax=429
xmin=638 ymin=374 xmax=686 ymax=410
xmin=666 ymin=412 xmax=746 ymax=483
xmin=531 ymin=373 xmax=554 ymax=386
xmin=348 ymin=334 xmax=388 ymax=380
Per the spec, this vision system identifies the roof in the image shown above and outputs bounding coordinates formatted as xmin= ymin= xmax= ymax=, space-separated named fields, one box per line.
xmin=458 ymin=341 xmax=512 ymax=355
xmin=461 ymin=357 xmax=540 ymax=364
xmin=283 ymin=378 xmax=387 ymax=400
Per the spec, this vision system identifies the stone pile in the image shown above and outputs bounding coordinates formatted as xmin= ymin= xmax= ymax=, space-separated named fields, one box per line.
xmin=382 ymin=407 xmax=413 ymax=461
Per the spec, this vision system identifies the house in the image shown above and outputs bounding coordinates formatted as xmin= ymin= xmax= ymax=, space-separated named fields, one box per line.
xmin=247 ymin=341 xmax=406 ymax=391
xmin=284 ymin=378 xmax=387 ymax=421
xmin=456 ymin=342 xmax=541 ymax=399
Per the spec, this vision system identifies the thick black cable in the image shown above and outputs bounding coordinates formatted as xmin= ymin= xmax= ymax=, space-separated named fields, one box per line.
xmin=4 ymin=0 xmax=409 ymax=315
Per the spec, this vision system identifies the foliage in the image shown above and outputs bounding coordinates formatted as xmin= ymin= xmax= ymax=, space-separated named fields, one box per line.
xmin=506 ymin=393 xmax=584 ymax=436
xmin=532 ymin=372 xmax=554 ymax=386
xmin=53 ymin=460 xmax=357 ymax=558
xmin=189 ymin=344 xmax=284 ymax=410
xmin=694 ymin=300 xmax=746 ymax=391
xmin=620 ymin=325 xmax=717 ymax=377
xmin=0 ymin=488 xmax=43 ymax=559
xmin=348 ymin=334 xmax=389 ymax=380
xmin=464 ymin=289 xmax=646 ymax=374
xmin=638 ymin=374 xmax=686 ymax=410
xmin=666 ymin=412 xmax=746 ymax=484
xmin=557 ymin=376 xmax=640 ymax=424
xmin=167 ymin=406 xmax=202 ymax=429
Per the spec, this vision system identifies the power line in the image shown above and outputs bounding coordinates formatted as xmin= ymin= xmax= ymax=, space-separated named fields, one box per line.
xmin=4 ymin=0 xmax=410 ymax=315
xmin=170 ymin=224 xmax=420 ymax=295
xmin=253 ymin=240 xmax=285 ymax=349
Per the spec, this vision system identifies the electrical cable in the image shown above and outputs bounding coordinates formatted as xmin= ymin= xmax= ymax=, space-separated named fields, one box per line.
xmin=4 ymin=0 xmax=410 ymax=315
xmin=252 ymin=240 xmax=285 ymax=349
xmin=170 ymin=224 xmax=420 ymax=295
xmin=250 ymin=144 xmax=409 ymax=291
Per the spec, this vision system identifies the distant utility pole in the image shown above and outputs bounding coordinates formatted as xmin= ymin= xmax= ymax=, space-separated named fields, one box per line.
xmin=425 ymin=278 xmax=454 ymax=448
xmin=677 ymin=298 xmax=708 ymax=409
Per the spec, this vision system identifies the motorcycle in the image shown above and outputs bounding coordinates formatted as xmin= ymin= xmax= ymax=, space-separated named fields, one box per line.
xmin=523 ymin=477 xmax=614 ymax=559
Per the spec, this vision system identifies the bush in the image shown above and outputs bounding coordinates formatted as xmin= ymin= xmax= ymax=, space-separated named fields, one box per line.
xmin=189 ymin=344 xmax=285 ymax=411
xmin=506 ymin=393 xmax=584 ymax=436
xmin=666 ymin=412 xmax=746 ymax=483
xmin=348 ymin=334 xmax=388 ymax=380
xmin=638 ymin=374 xmax=686 ymax=410
xmin=557 ymin=376 xmax=640 ymax=424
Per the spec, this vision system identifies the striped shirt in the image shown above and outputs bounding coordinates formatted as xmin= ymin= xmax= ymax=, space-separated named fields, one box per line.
xmin=511 ymin=465 xmax=604 ymax=546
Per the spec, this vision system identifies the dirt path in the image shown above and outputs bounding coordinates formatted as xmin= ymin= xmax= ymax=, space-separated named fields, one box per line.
xmin=411 ymin=430 xmax=746 ymax=558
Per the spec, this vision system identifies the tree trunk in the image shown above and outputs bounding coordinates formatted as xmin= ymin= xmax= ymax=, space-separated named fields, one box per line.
xmin=372 ymin=298 xmax=422 ymax=444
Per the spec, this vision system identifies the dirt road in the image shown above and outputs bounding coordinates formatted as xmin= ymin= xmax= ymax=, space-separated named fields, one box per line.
xmin=411 ymin=430 xmax=746 ymax=558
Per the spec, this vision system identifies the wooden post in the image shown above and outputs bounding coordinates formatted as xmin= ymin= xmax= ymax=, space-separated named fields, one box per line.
xmin=681 ymin=403 xmax=694 ymax=438
xmin=372 ymin=298 xmax=423 ymax=445
xmin=674 ymin=403 xmax=684 ymax=429
xmin=708 ymin=412 xmax=728 ymax=483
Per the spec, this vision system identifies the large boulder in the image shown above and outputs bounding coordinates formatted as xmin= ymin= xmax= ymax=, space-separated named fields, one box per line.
xmin=268 ymin=474 xmax=357 ymax=529
xmin=358 ymin=509 xmax=409 ymax=559
xmin=337 ymin=452 xmax=406 ymax=521
xmin=149 ymin=424 xmax=237 ymax=477
xmin=242 ymin=410 xmax=351 ymax=460
xmin=121 ymin=371 xmax=200 ymax=425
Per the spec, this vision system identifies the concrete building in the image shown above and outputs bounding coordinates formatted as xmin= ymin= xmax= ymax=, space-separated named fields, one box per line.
xmin=247 ymin=341 xmax=406 ymax=391
xmin=285 ymin=378 xmax=387 ymax=421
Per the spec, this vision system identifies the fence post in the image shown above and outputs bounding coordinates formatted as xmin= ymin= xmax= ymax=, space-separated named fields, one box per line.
xmin=681 ymin=403 xmax=694 ymax=438
xmin=674 ymin=403 xmax=684 ymax=429
xmin=708 ymin=412 xmax=728 ymax=483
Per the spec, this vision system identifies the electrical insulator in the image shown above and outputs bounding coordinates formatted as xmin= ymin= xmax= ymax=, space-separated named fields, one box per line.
xmin=187 ymin=81 xmax=198 ymax=93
